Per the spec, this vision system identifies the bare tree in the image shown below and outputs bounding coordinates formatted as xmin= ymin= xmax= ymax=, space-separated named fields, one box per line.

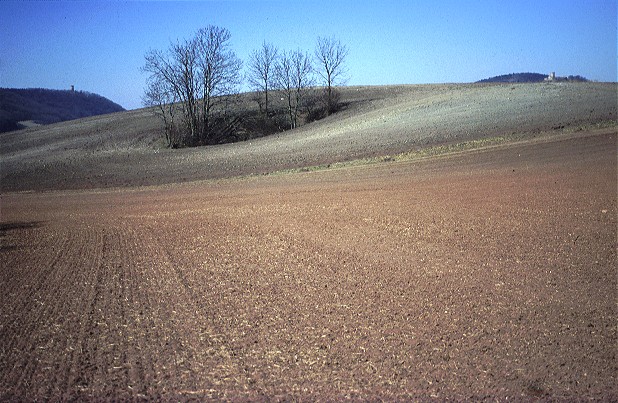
xmin=143 ymin=40 xmax=201 ymax=143
xmin=171 ymin=39 xmax=200 ymax=140
xmin=142 ymin=25 xmax=242 ymax=147
xmin=314 ymin=36 xmax=349 ymax=114
xmin=275 ymin=50 xmax=314 ymax=129
xmin=248 ymin=42 xmax=278 ymax=115
xmin=194 ymin=25 xmax=242 ymax=141
xmin=142 ymin=76 xmax=179 ymax=147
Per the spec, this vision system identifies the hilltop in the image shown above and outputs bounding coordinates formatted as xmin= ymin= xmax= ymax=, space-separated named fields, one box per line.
xmin=0 ymin=88 xmax=124 ymax=133
xmin=1 ymin=82 xmax=616 ymax=192
xmin=477 ymin=72 xmax=589 ymax=83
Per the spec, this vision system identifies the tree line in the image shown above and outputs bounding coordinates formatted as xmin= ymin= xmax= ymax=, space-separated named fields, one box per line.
xmin=142 ymin=25 xmax=348 ymax=148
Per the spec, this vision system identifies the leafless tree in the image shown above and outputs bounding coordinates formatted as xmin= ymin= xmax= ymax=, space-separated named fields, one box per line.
xmin=194 ymin=25 xmax=242 ymax=140
xmin=143 ymin=39 xmax=201 ymax=143
xmin=248 ymin=42 xmax=278 ymax=115
xmin=172 ymin=39 xmax=200 ymax=140
xmin=142 ymin=76 xmax=179 ymax=147
xmin=142 ymin=25 xmax=242 ymax=146
xmin=275 ymin=50 xmax=314 ymax=129
xmin=314 ymin=36 xmax=349 ymax=114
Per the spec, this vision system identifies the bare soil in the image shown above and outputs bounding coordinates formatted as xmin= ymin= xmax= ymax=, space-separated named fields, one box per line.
xmin=1 ymin=126 xmax=616 ymax=400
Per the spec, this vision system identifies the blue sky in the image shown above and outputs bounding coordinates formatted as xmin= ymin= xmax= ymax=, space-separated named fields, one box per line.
xmin=1 ymin=0 xmax=616 ymax=110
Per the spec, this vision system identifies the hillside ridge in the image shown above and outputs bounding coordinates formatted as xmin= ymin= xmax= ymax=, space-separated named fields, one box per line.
xmin=1 ymin=82 xmax=616 ymax=192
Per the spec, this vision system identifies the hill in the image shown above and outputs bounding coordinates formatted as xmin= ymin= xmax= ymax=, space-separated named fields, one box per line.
xmin=2 ymin=83 xmax=616 ymax=400
xmin=1 ymin=82 xmax=616 ymax=192
xmin=477 ymin=72 xmax=589 ymax=83
xmin=0 ymin=88 xmax=125 ymax=133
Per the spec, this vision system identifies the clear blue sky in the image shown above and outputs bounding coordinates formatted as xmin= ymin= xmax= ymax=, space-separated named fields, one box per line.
xmin=1 ymin=0 xmax=616 ymax=110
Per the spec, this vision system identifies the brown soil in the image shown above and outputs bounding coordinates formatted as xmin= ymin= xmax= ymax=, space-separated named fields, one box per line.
xmin=1 ymin=127 xmax=616 ymax=400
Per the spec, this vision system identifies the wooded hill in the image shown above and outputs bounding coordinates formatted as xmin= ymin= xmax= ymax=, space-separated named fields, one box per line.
xmin=0 ymin=88 xmax=125 ymax=133
xmin=477 ymin=72 xmax=589 ymax=83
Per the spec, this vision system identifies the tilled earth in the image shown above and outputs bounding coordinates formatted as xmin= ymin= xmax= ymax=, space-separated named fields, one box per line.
xmin=1 ymin=128 xmax=616 ymax=400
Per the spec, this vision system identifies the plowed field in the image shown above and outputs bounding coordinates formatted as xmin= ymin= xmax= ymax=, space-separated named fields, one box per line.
xmin=1 ymin=128 xmax=616 ymax=400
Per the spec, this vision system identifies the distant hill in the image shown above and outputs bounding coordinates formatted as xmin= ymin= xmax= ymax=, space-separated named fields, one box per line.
xmin=0 ymin=88 xmax=125 ymax=133
xmin=477 ymin=73 xmax=589 ymax=83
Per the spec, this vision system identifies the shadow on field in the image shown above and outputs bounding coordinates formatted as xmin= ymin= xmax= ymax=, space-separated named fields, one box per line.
xmin=0 ymin=221 xmax=43 ymax=252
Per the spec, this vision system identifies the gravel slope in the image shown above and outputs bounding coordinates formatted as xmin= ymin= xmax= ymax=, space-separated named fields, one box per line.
xmin=1 ymin=82 xmax=616 ymax=192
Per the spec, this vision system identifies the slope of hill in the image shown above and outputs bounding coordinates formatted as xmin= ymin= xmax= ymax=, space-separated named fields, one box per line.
xmin=0 ymin=88 xmax=125 ymax=133
xmin=1 ymin=82 xmax=616 ymax=192
xmin=477 ymin=72 xmax=589 ymax=83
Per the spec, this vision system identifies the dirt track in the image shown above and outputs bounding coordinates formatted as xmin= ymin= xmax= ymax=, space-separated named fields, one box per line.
xmin=1 ymin=128 xmax=616 ymax=400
